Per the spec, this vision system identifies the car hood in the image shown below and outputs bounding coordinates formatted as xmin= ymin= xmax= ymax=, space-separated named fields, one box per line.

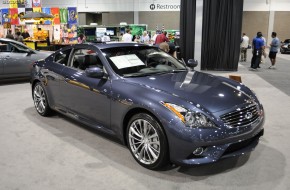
xmin=125 ymin=71 xmax=253 ymax=113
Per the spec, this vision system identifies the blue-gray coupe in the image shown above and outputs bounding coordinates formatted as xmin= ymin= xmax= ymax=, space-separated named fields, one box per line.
xmin=30 ymin=43 xmax=264 ymax=170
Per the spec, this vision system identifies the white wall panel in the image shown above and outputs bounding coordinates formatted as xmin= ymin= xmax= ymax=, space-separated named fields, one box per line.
xmin=244 ymin=0 xmax=290 ymax=11
xmin=42 ymin=0 xmax=77 ymax=7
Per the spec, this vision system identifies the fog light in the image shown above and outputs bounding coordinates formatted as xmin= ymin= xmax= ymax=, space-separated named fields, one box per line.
xmin=192 ymin=147 xmax=204 ymax=155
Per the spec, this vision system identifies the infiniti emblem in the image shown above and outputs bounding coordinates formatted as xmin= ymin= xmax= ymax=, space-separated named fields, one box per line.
xmin=245 ymin=112 xmax=253 ymax=119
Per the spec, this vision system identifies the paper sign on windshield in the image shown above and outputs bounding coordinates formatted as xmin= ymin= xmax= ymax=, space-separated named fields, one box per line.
xmin=110 ymin=54 xmax=145 ymax=69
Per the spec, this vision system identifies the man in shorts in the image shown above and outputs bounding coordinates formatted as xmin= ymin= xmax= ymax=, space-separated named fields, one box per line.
xmin=268 ymin=32 xmax=280 ymax=69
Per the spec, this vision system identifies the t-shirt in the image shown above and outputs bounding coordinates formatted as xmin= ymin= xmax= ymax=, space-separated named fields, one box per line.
xmin=270 ymin=37 xmax=280 ymax=52
xmin=253 ymin=37 xmax=264 ymax=50
xmin=102 ymin=35 xmax=110 ymax=42
xmin=122 ymin=33 xmax=133 ymax=42
xmin=155 ymin=34 xmax=169 ymax=45
xmin=240 ymin=35 xmax=249 ymax=48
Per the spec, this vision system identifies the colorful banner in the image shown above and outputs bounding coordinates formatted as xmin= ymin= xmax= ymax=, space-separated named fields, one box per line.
xmin=1 ymin=8 xmax=10 ymax=24
xmin=67 ymin=7 xmax=77 ymax=25
xmin=9 ymin=1 xmax=17 ymax=8
xmin=10 ymin=8 xmax=19 ymax=25
xmin=60 ymin=8 xmax=68 ymax=24
xmin=18 ymin=8 xmax=25 ymax=25
xmin=32 ymin=0 xmax=41 ymax=8
xmin=51 ymin=7 xmax=60 ymax=25
xmin=42 ymin=7 xmax=51 ymax=24
xmin=33 ymin=7 xmax=41 ymax=12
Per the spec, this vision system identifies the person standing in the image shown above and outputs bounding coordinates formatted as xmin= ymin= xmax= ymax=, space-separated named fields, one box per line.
xmin=155 ymin=31 xmax=169 ymax=45
xmin=22 ymin=29 xmax=30 ymax=39
xmin=77 ymin=33 xmax=86 ymax=44
xmin=101 ymin=32 xmax=110 ymax=42
xmin=268 ymin=32 xmax=280 ymax=69
xmin=140 ymin=31 xmax=150 ymax=44
xmin=240 ymin=33 xmax=249 ymax=62
xmin=14 ymin=31 xmax=24 ymax=43
xmin=151 ymin=30 xmax=160 ymax=44
xmin=251 ymin=32 xmax=265 ymax=70
xmin=260 ymin=35 xmax=267 ymax=64
xmin=6 ymin=30 xmax=14 ymax=40
xmin=122 ymin=29 xmax=133 ymax=42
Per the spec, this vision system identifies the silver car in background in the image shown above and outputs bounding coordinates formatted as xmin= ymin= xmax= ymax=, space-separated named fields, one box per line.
xmin=0 ymin=38 xmax=53 ymax=80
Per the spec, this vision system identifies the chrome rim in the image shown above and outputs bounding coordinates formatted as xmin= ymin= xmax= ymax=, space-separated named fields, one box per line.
xmin=128 ymin=119 xmax=160 ymax=165
xmin=33 ymin=84 xmax=46 ymax=114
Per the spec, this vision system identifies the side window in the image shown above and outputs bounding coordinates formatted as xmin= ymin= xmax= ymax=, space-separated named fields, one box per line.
xmin=71 ymin=48 xmax=103 ymax=70
xmin=0 ymin=42 xmax=13 ymax=52
xmin=54 ymin=49 xmax=72 ymax=66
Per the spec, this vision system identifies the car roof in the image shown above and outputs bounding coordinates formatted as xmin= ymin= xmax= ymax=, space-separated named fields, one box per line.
xmin=0 ymin=38 xmax=26 ymax=46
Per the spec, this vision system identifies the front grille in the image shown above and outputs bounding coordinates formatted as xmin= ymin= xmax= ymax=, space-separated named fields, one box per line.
xmin=220 ymin=104 xmax=260 ymax=128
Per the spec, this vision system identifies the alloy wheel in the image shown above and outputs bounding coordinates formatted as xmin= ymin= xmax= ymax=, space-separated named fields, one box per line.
xmin=128 ymin=119 xmax=161 ymax=165
xmin=33 ymin=84 xmax=47 ymax=114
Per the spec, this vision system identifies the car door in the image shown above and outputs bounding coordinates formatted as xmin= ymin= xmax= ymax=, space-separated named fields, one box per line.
xmin=0 ymin=41 xmax=32 ymax=77
xmin=60 ymin=46 xmax=111 ymax=128
xmin=42 ymin=48 xmax=72 ymax=108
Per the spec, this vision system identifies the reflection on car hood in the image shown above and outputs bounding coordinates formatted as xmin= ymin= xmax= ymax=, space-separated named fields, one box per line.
xmin=126 ymin=71 xmax=252 ymax=112
xmin=33 ymin=51 xmax=54 ymax=60
xmin=36 ymin=50 xmax=53 ymax=56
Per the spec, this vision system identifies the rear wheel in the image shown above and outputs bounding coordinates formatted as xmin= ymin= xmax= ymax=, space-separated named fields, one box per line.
xmin=127 ymin=113 xmax=169 ymax=170
xmin=33 ymin=82 xmax=51 ymax=116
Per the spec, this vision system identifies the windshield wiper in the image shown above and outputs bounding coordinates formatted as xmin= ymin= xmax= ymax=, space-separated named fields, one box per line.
xmin=170 ymin=69 xmax=187 ymax=73
xmin=123 ymin=69 xmax=187 ymax=78
xmin=124 ymin=73 xmax=156 ymax=78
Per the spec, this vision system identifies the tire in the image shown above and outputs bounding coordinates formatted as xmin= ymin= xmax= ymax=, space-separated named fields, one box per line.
xmin=33 ymin=82 xmax=51 ymax=116
xmin=281 ymin=49 xmax=285 ymax=54
xmin=127 ymin=113 xmax=169 ymax=170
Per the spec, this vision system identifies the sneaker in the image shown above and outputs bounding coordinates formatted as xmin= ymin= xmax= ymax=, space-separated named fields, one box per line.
xmin=269 ymin=65 xmax=275 ymax=69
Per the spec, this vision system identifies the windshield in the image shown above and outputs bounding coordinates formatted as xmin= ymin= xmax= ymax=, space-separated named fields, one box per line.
xmin=101 ymin=46 xmax=187 ymax=77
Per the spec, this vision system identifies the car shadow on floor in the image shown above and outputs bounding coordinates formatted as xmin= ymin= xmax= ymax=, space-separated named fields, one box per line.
xmin=23 ymin=106 xmax=285 ymax=186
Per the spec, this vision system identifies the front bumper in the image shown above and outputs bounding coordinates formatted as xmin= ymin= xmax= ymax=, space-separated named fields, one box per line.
xmin=165 ymin=113 xmax=265 ymax=166
xmin=280 ymin=47 xmax=290 ymax=53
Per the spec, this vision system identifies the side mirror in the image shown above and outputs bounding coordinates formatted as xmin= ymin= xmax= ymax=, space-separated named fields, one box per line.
xmin=85 ymin=67 xmax=105 ymax=79
xmin=186 ymin=59 xmax=198 ymax=68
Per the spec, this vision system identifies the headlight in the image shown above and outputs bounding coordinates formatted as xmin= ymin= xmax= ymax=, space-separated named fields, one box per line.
xmin=162 ymin=102 xmax=216 ymax=128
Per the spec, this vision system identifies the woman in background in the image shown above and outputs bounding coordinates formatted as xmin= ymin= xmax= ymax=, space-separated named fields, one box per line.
xmin=140 ymin=31 xmax=150 ymax=44
xmin=78 ymin=33 xmax=86 ymax=44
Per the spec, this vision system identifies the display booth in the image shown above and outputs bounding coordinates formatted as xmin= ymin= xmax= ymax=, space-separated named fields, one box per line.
xmin=0 ymin=2 xmax=78 ymax=51
xmin=78 ymin=24 xmax=148 ymax=43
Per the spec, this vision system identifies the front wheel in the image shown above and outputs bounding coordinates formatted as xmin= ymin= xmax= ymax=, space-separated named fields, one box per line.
xmin=33 ymin=82 xmax=51 ymax=116
xmin=127 ymin=113 xmax=169 ymax=170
